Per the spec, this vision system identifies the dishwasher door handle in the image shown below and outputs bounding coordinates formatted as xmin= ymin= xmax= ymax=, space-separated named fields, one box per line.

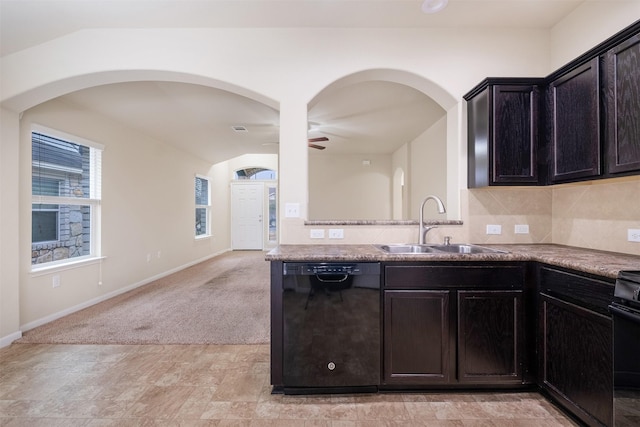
xmin=315 ymin=274 xmax=350 ymax=283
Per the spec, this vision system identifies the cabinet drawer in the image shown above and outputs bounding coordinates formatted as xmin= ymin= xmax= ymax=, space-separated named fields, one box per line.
xmin=538 ymin=265 xmax=614 ymax=315
xmin=385 ymin=264 xmax=524 ymax=289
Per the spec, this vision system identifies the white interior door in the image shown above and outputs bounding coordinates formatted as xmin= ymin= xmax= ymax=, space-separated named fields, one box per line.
xmin=231 ymin=183 xmax=264 ymax=250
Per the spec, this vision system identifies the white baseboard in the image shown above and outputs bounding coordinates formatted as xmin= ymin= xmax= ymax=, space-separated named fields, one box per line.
xmin=19 ymin=249 xmax=230 ymax=334
xmin=0 ymin=331 xmax=23 ymax=348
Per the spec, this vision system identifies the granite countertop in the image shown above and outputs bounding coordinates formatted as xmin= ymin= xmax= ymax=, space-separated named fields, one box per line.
xmin=265 ymin=244 xmax=640 ymax=279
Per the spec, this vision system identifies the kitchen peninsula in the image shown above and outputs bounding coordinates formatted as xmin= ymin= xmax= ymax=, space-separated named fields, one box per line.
xmin=267 ymin=244 xmax=640 ymax=427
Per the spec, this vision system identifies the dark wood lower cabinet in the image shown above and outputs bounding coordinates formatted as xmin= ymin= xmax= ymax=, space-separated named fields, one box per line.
xmin=383 ymin=290 xmax=451 ymax=384
xmin=274 ymin=259 xmax=616 ymax=425
xmin=382 ymin=263 xmax=529 ymax=388
xmin=540 ymin=293 xmax=613 ymax=427
xmin=458 ymin=290 xmax=523 ymax=384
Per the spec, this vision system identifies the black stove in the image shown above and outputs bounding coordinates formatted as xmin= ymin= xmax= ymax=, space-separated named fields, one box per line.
xmin=609 ymin=271 xmax=640 ymax=426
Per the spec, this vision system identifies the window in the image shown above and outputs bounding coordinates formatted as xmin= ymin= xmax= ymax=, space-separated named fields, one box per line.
xmin=31 ymin=129 xmax=102 ymax=267
xmin=195 ymin=175 xmax=210 ymax=237
xmin=234 ymin=168 xmax=276 ymax=180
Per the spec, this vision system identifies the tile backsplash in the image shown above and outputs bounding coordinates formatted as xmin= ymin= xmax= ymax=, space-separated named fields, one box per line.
xmin=551 ymin=176 xmax=640 ymax=255
xmin=464 ymin=187 xmax=553 ymax=245
xmin=466 ymin=175 xmax=640 ymax=256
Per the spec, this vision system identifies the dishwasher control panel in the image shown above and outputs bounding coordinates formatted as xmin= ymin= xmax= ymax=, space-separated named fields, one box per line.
xmin=283 ymin=262 xmax=380 ymax=276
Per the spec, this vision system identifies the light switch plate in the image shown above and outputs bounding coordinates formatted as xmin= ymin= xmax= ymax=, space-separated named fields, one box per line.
xmin=284 ymin=203 xmax=300 ymax=218
xmin=486 ymin=224 xmax=502 ymax=235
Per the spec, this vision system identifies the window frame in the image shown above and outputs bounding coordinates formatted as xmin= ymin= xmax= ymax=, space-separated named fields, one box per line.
xmin=31 ymin=125 xmax=103 ymax=272
xmin=195 ymin=174 xmax=211 ymax=239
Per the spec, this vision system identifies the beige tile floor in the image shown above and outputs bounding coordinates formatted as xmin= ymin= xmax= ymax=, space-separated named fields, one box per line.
xmin=0 ymin=343 xmax=579 ymax=426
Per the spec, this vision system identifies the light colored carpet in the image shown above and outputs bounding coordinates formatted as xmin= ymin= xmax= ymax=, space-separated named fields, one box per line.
xmin=17 ymin=250 xmax=270 ymax=345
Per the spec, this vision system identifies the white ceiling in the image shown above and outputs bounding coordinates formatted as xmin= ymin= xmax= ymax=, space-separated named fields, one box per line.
xmin=0 ymin=0 xmax=585 ymax=164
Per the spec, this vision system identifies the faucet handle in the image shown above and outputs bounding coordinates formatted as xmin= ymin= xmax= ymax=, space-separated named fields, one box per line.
xmin=443 ymin=236 xmax=452 ymax=246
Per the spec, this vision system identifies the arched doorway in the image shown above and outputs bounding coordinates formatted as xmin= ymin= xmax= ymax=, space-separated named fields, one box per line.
xmin=307 ymin=69 xmax=452 ymax=221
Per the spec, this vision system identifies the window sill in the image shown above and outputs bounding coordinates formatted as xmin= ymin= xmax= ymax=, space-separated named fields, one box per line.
xmin=30 ymin=256 xmax=106 ymax=277
xmin=195 ymin=234 xmax=212 ymax=241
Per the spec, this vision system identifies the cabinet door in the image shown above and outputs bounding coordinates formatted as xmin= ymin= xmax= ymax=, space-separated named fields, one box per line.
xmin=383 ymin=290 xmax=451 ymax=384
xmin=604 ymin=34 xmax=640 ymax=174
xmin=548 ymin=58 xmax=601 ymax=182
xmin=540 ymin=293 xmax=613 ymax=427
xmin=467 ymin=83 xmax=540 ymax=187
xmin=458 ymin=290 xmax=523 ymax=384
xmin=492 ymin=85 xmax=539 ymax=184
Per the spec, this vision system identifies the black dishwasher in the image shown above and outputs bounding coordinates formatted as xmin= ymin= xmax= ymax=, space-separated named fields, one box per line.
xmin=282 ymin=262 xmax=381 ymax=394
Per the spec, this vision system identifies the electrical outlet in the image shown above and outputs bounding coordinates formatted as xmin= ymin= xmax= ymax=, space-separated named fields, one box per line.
xmin=486 ymin=224 xmax=502 ymax=235
xmin=628 ymin=229 xmax=640 ymax=242
xmin=284 ymin=203 xmax=300 ymax=218
xmin=52 ymin=275 xmax=60 ymax=288
xmin=310 ymin=229 xmax=325 ymax=239
xmin=515 ymin=224 xmax=529 ymax=234
xmin=329 ymin=228 xmax=344 ymax=239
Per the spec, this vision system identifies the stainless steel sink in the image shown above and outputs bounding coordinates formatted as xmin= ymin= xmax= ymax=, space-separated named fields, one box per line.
xmin=376 ymin=243 xmax=507 ymax=255
xmin=377 ymin=244 xmax=441 ymax=254
xmin=428 ymin=243 xmax=508 ymax=254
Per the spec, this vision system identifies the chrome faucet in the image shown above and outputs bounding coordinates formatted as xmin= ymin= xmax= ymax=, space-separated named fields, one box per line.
xmin=418 ymin=195 xmax=446 ymax=245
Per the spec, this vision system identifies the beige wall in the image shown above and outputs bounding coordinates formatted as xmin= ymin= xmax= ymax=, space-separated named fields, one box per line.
xmin=549 ymin=1 xmax=640 ymax=69
xmin=309 ymin=153 xmax=392 ymax=220
xmin=1 ymin=1 xmax=639 ymax=345
xmin=0 ymin=107 xmax=21 ymax=342
xmin=410 ymin=116 xmax=448 ymax=221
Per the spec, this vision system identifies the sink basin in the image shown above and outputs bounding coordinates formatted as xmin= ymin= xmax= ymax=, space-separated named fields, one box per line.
xmin=428 ymin=243 xmax=508 ymax=254
xmin=376 ymin=243 xmax=507 ymax=255
xmin=377 ymin=244 xmax=441 ymax=254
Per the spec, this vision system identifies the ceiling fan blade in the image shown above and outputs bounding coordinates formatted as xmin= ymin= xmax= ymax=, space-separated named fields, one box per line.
xmin=308 ymin=137 xmax=329 ymax=143
xmin=308 ymin=143 xmax=326 ymax=150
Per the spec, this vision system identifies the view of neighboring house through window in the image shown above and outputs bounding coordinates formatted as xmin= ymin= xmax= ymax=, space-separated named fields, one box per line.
xmin=234 ymin=168 xmax=276 ymax=180
xmin=195 ymin=175 xmax=211 ymax=237
xmin=31 ymin=130 xmax=102 ymax=267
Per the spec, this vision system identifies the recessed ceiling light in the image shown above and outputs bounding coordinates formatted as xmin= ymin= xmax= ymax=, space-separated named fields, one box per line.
xmin=421 ymin=0 xmax=448 ymax=14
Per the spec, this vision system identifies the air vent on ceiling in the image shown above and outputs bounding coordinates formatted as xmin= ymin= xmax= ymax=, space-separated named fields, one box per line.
xmin=231 ymin=125 xmax=248 ymax=132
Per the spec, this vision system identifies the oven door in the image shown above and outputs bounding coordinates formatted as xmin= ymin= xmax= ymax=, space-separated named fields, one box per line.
xmin=609 ymin=303 xmax=640 ymax=426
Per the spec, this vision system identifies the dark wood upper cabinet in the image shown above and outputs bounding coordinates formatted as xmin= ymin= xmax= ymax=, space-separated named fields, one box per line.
xmin=465 ymin=79 xmax=543 ymax=187
xmin=603 ymin=34 xmax=640 ymax=174
xmin=547 ymin=58 xmax=601 ymax=183
xmin=465 ymin=21 xmax=640 ymax=188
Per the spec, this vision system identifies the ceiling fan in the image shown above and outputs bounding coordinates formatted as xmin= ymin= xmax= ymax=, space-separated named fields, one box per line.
xmin=262 ymin=136 xmax=329 ymax=150
xmin=308 ymin=136 xmax=329 ymax=150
